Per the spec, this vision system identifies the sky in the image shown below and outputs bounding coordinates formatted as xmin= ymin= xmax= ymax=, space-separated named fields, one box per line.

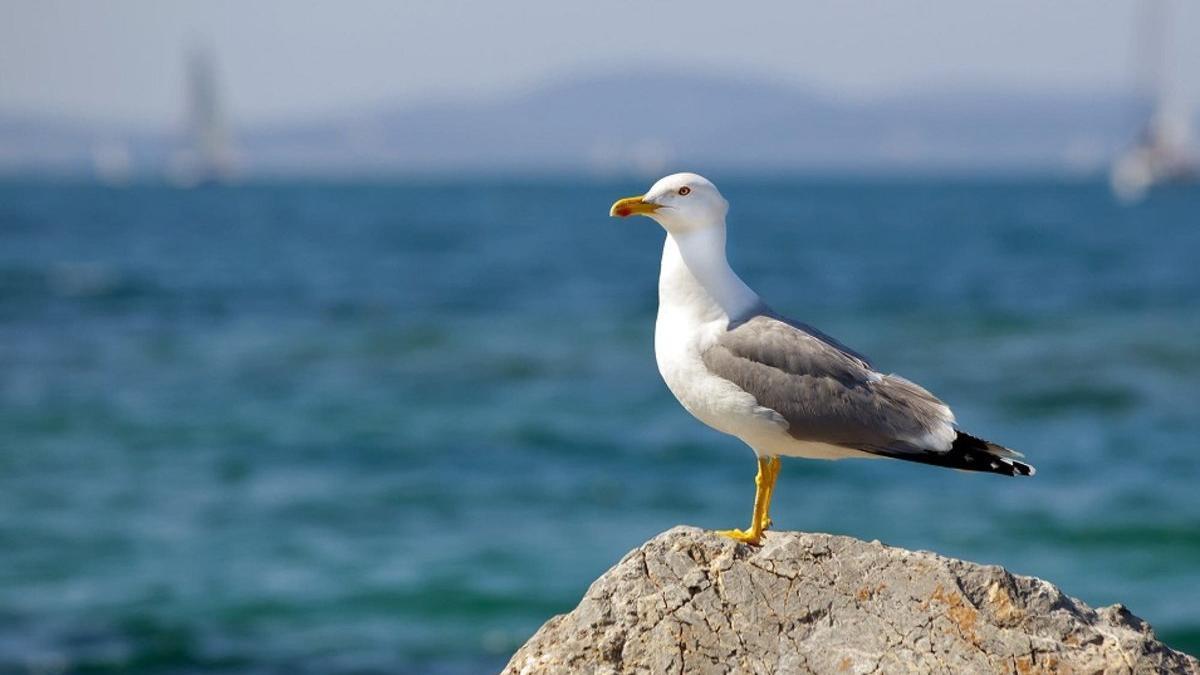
xmin=2 ymin=0 xmax=1198 ymax=127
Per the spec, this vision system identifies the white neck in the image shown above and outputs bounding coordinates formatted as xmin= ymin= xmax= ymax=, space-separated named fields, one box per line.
xmin=659 ymin=225 xmax=761 ymax=321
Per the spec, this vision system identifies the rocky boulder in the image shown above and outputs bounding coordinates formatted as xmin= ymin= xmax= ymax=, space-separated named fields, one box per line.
xmin=506 ymin=526 xmax=1197 ymax=674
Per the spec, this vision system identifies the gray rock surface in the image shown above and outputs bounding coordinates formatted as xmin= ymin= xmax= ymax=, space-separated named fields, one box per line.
xmin=505 ymin=526 xmax=1198 ymax=674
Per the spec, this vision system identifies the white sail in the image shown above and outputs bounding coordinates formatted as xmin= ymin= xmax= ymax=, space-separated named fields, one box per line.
xmin=1110 ymin=0 xmax=1198 ymax=202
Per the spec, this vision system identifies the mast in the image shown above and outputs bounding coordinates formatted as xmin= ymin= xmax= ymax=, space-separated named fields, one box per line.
xmin=1135 ymin=0 xmax=1167 ymax=110
xmin=172 ymin=46 xmax=236 ymax=185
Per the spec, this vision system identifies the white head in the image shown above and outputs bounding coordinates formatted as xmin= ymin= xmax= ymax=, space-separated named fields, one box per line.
xmin=609 ymin=172 xmax=729 ymax=234
xmin=609 ymin=172 xmax=759 ymax=316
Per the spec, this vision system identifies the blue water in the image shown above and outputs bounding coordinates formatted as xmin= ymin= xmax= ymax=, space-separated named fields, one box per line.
xmin=0 ymin=178 xmax=1197 ymax=673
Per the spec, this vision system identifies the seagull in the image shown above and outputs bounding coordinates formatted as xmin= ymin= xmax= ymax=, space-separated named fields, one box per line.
xmin=610 ymin=173 xmax=1034 ymax=545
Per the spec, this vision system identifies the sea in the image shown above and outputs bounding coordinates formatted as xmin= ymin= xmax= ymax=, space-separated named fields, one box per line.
xmin=0 ymin=177 xmax=1197 ymax=673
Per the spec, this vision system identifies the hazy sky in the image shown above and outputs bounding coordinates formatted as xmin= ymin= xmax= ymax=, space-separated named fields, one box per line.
xmin=2 ymin=0 xmax=1197 ymax=126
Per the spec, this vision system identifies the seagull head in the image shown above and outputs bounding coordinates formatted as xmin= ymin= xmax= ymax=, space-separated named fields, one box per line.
xmin=609 ymin=172 xmax=729 ymax=233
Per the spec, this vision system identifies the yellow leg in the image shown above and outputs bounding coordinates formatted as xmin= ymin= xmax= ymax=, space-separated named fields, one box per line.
xmin=758 ymin=456 xmax=781 ymax=532
xmin=718 ymin=456 xmax=782 ymax=545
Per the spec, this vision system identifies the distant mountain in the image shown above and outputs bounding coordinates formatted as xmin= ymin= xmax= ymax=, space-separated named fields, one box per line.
xmin=0 ymin=71 xmax=1163 ymax=178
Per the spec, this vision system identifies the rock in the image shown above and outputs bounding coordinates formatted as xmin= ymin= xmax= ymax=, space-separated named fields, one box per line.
xmin=505 ymin=526 xmax=1198 ymax=674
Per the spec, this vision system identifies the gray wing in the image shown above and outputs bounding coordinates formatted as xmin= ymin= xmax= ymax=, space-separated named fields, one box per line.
xmin=702 ymin=313 xmax=956 ymax=454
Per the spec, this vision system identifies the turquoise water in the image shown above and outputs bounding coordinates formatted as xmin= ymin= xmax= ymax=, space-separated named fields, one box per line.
xmin=0 ymin=178 xmax=1197 ymax=673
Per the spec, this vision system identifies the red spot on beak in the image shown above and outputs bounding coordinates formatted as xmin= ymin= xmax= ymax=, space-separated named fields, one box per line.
xmin=615 ymin=207 xmax=632 ymax=217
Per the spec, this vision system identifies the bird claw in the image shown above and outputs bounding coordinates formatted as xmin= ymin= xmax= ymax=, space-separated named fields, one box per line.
xmin=717 ymin=528 xmax=763 ymax=545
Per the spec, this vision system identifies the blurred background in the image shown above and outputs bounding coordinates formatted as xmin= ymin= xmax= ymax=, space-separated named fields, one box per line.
xmin=1 ymin=1 xmax=1198 ymax=673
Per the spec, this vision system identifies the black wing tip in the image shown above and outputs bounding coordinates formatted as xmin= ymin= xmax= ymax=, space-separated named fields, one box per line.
xmin=949 ymin=431 xmax=1035 ymax=477
xmin=978 ymin=454 xmax=1036 ymax=477
xmin=858 ymin=431 xmax=1036 ymax=477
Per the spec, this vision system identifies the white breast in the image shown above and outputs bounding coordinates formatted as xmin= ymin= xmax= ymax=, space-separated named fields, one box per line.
xmin=654 ymin=237 xmax=788 ymax=443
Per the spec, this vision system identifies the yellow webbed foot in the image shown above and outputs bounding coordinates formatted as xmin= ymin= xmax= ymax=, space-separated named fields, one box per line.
xmin=717 ymin=528 xmax=763 ymax=545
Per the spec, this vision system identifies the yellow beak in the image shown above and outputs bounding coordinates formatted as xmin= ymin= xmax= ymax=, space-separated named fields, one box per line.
xmin=609 ymin=195 xmax=660 ymax=218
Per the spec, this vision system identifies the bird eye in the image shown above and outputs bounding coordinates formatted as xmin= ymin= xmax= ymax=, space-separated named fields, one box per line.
xmin=678 ymin=186 xmax=691 ymax=196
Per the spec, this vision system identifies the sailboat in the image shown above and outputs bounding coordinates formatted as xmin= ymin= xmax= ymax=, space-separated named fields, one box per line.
xmin=171 ymin=47 xmax=236 ymax=186
xmin=1109 ymin=0 xmax=1198 ymax=202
